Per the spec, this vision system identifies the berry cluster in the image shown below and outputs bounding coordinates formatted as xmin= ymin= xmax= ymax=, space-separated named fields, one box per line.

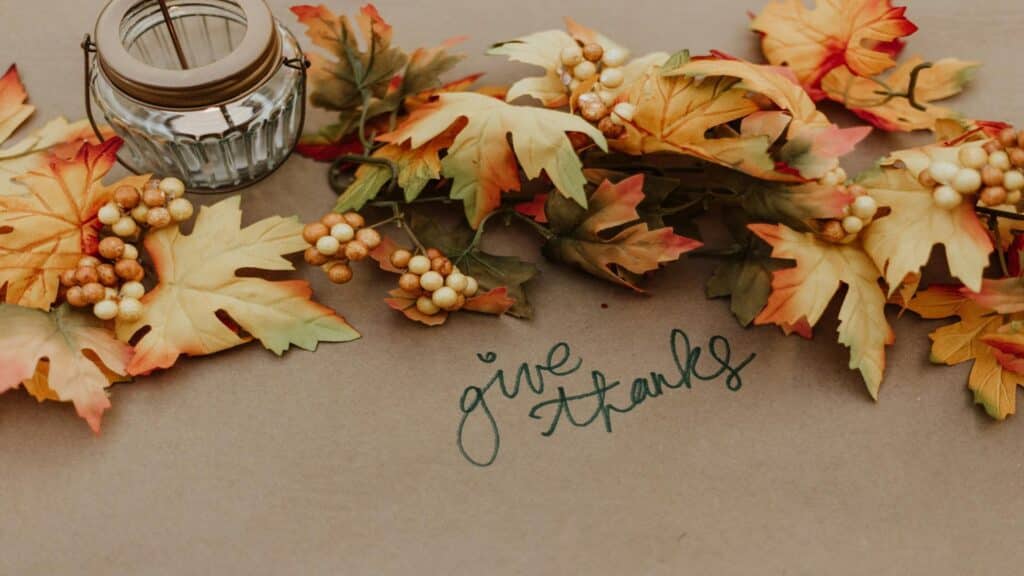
xmin=921 ymin=128 xmax=1024 ymax=211
xmin=60 ymin=244 xmax=145 ymax=322
xmin=97 ymin=177 xmax=194 ymax=237
xmin=818 ymin=167 xmax=880 ymax=243
xmin=302 ymin=212 xmax=382 ymax=284
xmin=391 ymin=248 xmax=479 ymax=316
xmin=558 ymin=40 xmax=637 ymax=139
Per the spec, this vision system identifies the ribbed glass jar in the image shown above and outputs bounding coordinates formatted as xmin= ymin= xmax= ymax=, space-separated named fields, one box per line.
xmin=89 ymin=0 xmax=305 ymax=190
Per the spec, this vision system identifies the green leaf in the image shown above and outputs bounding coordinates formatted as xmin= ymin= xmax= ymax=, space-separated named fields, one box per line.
xmin=660 ymin=49 xmax=691 ymax=75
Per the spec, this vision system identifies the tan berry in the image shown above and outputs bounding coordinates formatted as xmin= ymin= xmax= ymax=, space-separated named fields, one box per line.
xmin=999 ymin=127 xmax=1018 ymax=148
xmin=598 ymin=116 xmax=626 ymax=139
xmin=416 ymin=295 xmax=441 ymax=316
xmin=147 ymin=207 xmax=172 ymax=228
xmin=97 ymin=263 xmax=118 ymax=286
xmin=130 ymin=203 xmax=150 ymax=224
xmin=425 ymin=248 xmax=443 ymax=260
xmin=399 ymin=273 xmax=422 ymax=293
xmin=115 ymin=259 xmax=145 ymax=282
xmin=582 ymin=42 xmax=604 ymax=62
xmin=408 ymin=255 xmax=431 ymax=275
xmin=60 ymin=268 xmax=78 ymax=287
xmin=355 ymin=227 xmax=381 ymax=249
xmin=983 ymin=140 xmax=1005 ymax=154
xmin=342 ymin=211 xmax=365 ymax=228
xmin=167 ymin=198 xmax=194 ymax=222
xmin=431 ymin=257 xmax=453 ymax=276
xmin=820 ymin=220 xmax=846 ymax=243
xmin=327 ymin=262 xmax=354 ymax=284
xmin=303 ymin=222 xmax=329 ymax=244
xmin=981 ymin=186 xmax=1008 ymax=206
xmin=304 ymin=246 xmax=329 ymax=266
xmin=847 ymin=184 xmax=867 ymax=197
xmin=114 ymin=185 xmax=141 ymax=210
xmin=93 ymin=300 xmax=119 ymax=321
xmin=981 ymin=165 xmax=1005 ymax=187
xmin=121 ymin=244 xmax=139 ymax=261
xmin=65 ymin=286 xmax=87 ymax=307
xmin=1010 ymin=148 xmax=1024 ymax=168
xmin=99 ymin=236 xmax=126 ymax=260
xmin=142 ymin=186 xmax=166 ymax=208
xmin=1005 ymin=170 xmax=1024 ymax=191
xmin=390 ymin=249 xmax=412 ymax=269
xmin=82 ymin=282 xmax=105 ymax=304
xmin=75 ymin=266 xmax=99 ymax=285
xmin=158 ymin=177 xmax=186 ymax=198
xmin=104 ymin=287 xmax=119 ymax=301
xmin=321 ymin=212 xmax=345 ymax=228
xmin=344 ymin=240 xmax=369 ymax=261
xmin=579 ymin=99 xmax=608 ymax=122
xmin=560 ymin=44 xmax=583 ymax=68
xmin=989 ymin=150 xmax=1012 ymax=171
xmin=453 ymin=294 xmax=467 ymax=311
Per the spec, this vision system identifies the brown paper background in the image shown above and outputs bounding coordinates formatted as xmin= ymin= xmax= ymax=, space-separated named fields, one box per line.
xmin=2 ymin=1 xmax=1024 ymax=573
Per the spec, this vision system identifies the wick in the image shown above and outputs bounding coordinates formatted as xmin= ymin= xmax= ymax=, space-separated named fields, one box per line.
xmin=157 ymin=0 xmax=189 ymax=70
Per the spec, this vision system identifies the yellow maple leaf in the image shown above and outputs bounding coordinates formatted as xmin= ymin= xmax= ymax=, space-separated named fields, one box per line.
xmin=115 ymin=196 xmax=360 ymax=375
xmin=0 ymin=139 xmax=145 ymax=310
xmin=380 ymin=92 xmax=607 ymax=227
xmin=751 ymin=0 xmax=918 ymax=97
xmin=860 ymin=142 xmax=994 ymax=294
xmin=0 ymin=304 xmax=132 ymax=432
xmin=907 ymin=285 xmax=1024 ymax=420
xmin=750 ymin=223 xmax=894 ymax=398
xmin=821 ymin=57 xmax=980 ymax=132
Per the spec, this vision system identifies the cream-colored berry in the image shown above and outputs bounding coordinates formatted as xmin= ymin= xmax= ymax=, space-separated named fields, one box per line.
xmin=959 ymin=146 xmax=989 ymax=169
xmin=112 ymin=216 xmax=138 ymax=237
xmin=602 ymin=47 xmax=627 ymax=68
xmin=929 ymin=161 xmax=959 ymax=185
xmin=612 ymin=102 xmax=636 ymax=123
xmin=408 ymin=255 xmax=431 ymax=275
xmin=355 ymin=227 xmax=381 ymax=249
xmin=1008 ymin=190 xmax=1022 ymax=204
xmin=599 ymin=68 xmax=624 ymax=89
xmin=93 ymin=299 xmax=119 ymax=321
xmin=573 ymin=60 xmax=597 ymax=81
xmin=1004 ymin=170 xmax=1024 ymax=191
xmin=850 ymin=195 xmax=878 ymax=220
xmin=416 ymin=295 xmax=441 ymax=316
xmin=330 ymin=222 xmax=355 ymax=242
xmin=167 ymin=198 xmax=194 ymax=222
xmin=989 ymin=150 xmax=1012 ymax=171
xmin=432 ymin=286 xmax=459 ymax=310
xmin=120 ymin=281 xmax=145 ymax=300
xmin=445 ymin=271 xmax=468 ymax=293
xmin=560 ymin=45 xmax=583 ymax=68
xmin=158 ymin=177 xmax=186 ymax=198
xmin=117 ymin=297 xmax=144 ymax=322
xmin=841 ymin=215 xmax=864 ymax=234
xmin=463 ymin=276 xmax=479 ymax=297
xmin=121 ymin=243 xmax=139 ymax=261
xmin=420 ymin=270 xmax=444 ymax=292
xmin=952 ymin=168 xmax=982 ymax=194
xmin=98 ymin=203 xmax=122 ymax=226
xmin=130 ymin=203 xmax=150 ymax=223
xmin=932 ymin=185 xmax=962 ymax=210
xmin=315 ymin=235 xmax=341 ymax=256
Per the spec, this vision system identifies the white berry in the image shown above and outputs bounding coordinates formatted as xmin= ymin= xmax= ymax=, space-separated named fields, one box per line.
xmin=120 ymin=281 xmax=145 ymax=300
xmin=117 ymin=297 xmax=144 ymax=322
xmin=597 ymin=90 xmax=617 ymax=106
xmin=573 ymin=61 xmax=597 ymax=81
xmin=330 ymin=223 xmax=355 ymax=242
xmin=463 ymin=276 xmax=479 ymax=297
xmin=445 ymin=271 xmax=468 ymax=293
xmin=612 ymin=102 xmax=636 ymax=123
xmin=560 ymin=45 xmax=583 ymax=68
xmin=599 ymin=68 xmax=624 ymax=89
xmin=98 ymin=203 xmax=122 ymax=226
xmin=112 ymin=216 xmax=138 ymax=237
xmin=130 ymin=203 xmax=150 ymax=223
xmin=850 ymin=195 xmax=878 ymax=220
xmin=959 ymin=146 xmax=988 ymax=169
xmin=167 ymin=198 xmax=194 ymax=222
xmin=933 ymin=185 xmax=962 ymax=210
xmin=989 ymin=150 xmax=1012 ymax=171
xmin=602 ymin=47 xmax=627 ymax=67
xmin=432 ymin=286 xmax=459 ymax=310
xmin=1004 ymin=170 xmax=1024 ymax=191
xmin=952 ymin=168 xmax=982 ymax=194
xmin=408 ymin=255 xmax=431 ymax=275
xmin=121 ymin=243 xmax=139 ymax=260
xmin=416 ymin=295 xmax=440 ymax=316
xmin=158 ymin=177 xmax=186 ymax=198
xmin=419 ymin=270 xmax=444 ymax=292
xmin=315 ymin=235 xmax=340 ymax=256
xmin=929 ymin=161 xmax=959 ymax=185
xmin=841 ymin=216 xmax=864 ymax=234
xmin=93 ymin=299 xmax=119 ymax=321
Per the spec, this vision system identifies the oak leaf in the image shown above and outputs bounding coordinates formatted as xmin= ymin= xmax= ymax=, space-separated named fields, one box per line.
xmin=907 ymin=285 xmax=1023 ymax=420
xmin=381 ymin=92 xmax=607 ymax=227
xmin=751 ymin=0 xmax=918 ymax=97
xmin=0 ymin=304 xmax=132 ymax=432
xmin=0 ymin=139 xmax=144 ymax=309
xmin=543 ymin=175 xmax=701 ymax=291
xmin=750 ymin=223 xmax=894 ymax=398
xmin=821 ymin=57 xmax=980 ymax=131
xmin=860 ymin=143 xmax=993 ymax=293
xmin=115 ymin=196 xmax=359 ymax=375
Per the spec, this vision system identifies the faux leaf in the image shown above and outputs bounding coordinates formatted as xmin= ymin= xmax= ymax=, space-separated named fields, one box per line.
xmin=706 ymin=223 xmax=785 ymax=326
xmin=750 ymin=223 xmax=894 ymax=398
xmin=115 ymin=196 xmax=359 ymax=375
xmin=384 ymin=286 xmax=514 ymax=326
xmin=381 ymin=92 xmax=607 ymax=227
xmin=821 ymin=57 xmax=980 ymax=131
xmin=860 ymin=143 xmax=993 ymax=293
xmin=751 ymin=0 xmax=918 ymax=97
xmin=0 ymin=304 xmax=132 ymax=432
xmin=543 ymin=175 xmax=701 ymax=291
xmin=0 ymin=139 xmax=143 ymax=310
xmin=907 ymin=285 xmax=1023 ymax=419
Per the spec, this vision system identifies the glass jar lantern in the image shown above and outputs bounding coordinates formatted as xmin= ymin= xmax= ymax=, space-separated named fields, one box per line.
xmin=84 ymin=0 xmax=307 ymax=191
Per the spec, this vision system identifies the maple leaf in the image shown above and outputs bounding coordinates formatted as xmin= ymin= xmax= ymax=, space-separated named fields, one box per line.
xmin=543 ymin=175 xmax=701 ymax=291
xmin=860 ymin=143 xmax=994 ymax=293
xmin=751 ymin=0 xmax=918 ymax=98
xmin=0 ymin=64 xmax=109 ymax=196
xmin=821 ymin=57 xmax=980 ymax=132
xmin=0 ymin=138 xmax=144 ymax=310
xmin=907 ymin=285 xmax=1023 ymax=419
xmin=380 ymin=92 xmax=607 ymax=227
xmin=115 ymin=196 xmax=359 ymax=375
xmin=407 ymin=213 xmax=539 ymax=318
xmin=615 ymin=57 xmax=869 ymax=182
xmin=750 ymin=223 xmax=894 ymax=398
xmin=706 ymin=217 xmax=786 ymax=326
xmin=0 ymin=304 xmax=132 ymax=432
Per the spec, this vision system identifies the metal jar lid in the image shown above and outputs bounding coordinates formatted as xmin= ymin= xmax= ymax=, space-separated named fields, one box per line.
xmin=94 ymin=0 xmax=281 ymax=109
